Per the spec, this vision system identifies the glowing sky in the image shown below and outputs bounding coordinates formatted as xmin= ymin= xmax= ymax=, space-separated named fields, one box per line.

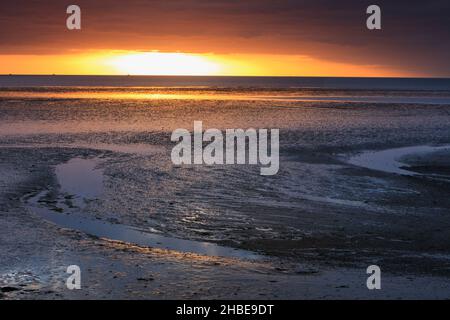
xmin=0 ymin=0 xmax=449 ymax=77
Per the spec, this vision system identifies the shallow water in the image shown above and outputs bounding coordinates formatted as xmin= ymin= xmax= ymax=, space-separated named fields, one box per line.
xmin=55 ymin=158 xmax=104 ymax=207
xmin=347 ymin=144 xmax=450 ymax=176
xmin=26 ymin=157 xmax=260 ymax=260
xmin=2 ymin=89 xmax=450 ymax=104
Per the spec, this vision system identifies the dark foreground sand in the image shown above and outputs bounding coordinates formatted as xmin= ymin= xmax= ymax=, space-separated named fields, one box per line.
xmin=1 ymin=92 xmax=450 ymax=299
xmin=1 ymin=145 xmax=450 ymax=299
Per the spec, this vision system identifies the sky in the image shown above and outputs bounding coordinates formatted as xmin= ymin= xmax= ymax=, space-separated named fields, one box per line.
xmin=0 ymin=0 xmax=449 ymax=77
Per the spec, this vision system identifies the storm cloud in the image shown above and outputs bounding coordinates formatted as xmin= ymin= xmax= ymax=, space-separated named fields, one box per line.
xmin=0 ymin=0 xmax=449 ymax=76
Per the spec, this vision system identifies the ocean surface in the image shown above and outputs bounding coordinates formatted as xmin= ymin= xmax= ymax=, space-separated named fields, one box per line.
xmin=1 ymin=75 xmax=450 ymax=90
xmin=1 ymin=76 xmax=450 ymax=107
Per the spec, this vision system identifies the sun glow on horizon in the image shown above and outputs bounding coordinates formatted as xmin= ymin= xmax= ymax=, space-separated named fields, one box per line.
xmin=0 ymin=51 xmax=410 ymax=77
xmin=107 ymin=52 xmax=222 ymax=76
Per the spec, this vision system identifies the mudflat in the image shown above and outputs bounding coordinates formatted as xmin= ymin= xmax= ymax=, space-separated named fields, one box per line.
xmin=1 ymin=87 xmax=450 ymax=299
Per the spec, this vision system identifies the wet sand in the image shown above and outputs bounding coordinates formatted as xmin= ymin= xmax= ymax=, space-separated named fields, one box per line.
xmin=1 ymin=91 xmax=450 ymax=299
xmin=1 ymin=145 xmax=450 ymax=299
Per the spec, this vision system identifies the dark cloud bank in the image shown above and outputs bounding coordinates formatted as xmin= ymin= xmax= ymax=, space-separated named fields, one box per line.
xmin=0 ymin=0 xmax=449 ymax=76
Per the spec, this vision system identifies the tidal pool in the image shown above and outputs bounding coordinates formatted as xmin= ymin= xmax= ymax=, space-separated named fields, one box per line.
xmin=346 ymin=144 xmax=450 ymax=176
xmin=26 ymin=157 xmax=261 ymax=260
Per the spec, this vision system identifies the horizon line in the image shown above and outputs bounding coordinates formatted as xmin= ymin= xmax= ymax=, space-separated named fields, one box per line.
xmin=1 ymin=74 xmax=449 ymax=80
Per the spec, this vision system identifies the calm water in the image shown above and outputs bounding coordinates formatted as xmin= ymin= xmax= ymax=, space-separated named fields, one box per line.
xmin=1 ymin=76 xmax=450 ymax=106
xmin=1 ymin=75 xmax=450 ymax=90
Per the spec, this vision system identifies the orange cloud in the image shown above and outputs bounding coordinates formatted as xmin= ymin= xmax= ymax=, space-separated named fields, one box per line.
xmin=0 ymin=51 xmax=406 ymax=77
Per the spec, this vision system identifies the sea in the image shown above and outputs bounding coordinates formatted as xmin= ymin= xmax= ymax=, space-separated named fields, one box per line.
xmin=1 ymin=75 xmax=450 ymax=90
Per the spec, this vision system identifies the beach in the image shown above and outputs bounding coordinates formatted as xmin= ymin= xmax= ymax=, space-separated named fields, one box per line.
xmin=1 ymin=78 xmax=450 ymax=299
